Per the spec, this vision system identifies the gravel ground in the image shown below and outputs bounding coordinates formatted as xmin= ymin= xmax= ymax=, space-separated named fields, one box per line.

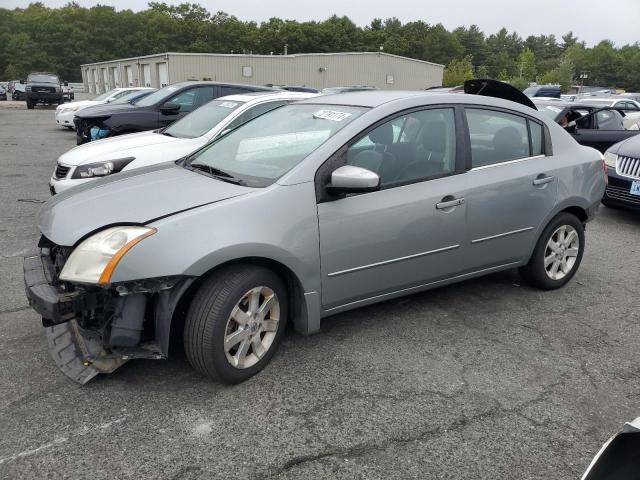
xmin=0 ymin=99 xmax=639 ymax=479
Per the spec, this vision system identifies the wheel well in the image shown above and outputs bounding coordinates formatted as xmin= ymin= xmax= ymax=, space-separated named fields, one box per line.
xmin=561 ymin=206 xmax=588 ymax=223
xmin=168 ymin=257 xmax=306 ymax=351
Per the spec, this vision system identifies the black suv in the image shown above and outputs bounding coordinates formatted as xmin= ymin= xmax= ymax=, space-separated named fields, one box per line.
xmin=74 ymin=81 xmax=276 ymax=144
xmin=25 ymin=72 xmax=64 ymax=109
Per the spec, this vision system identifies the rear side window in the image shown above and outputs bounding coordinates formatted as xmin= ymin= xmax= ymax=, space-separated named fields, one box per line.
xmin=466 ymin=109 xmax=536 ymax=168
xmin=529 ymin=121 xmax=544 ymax=156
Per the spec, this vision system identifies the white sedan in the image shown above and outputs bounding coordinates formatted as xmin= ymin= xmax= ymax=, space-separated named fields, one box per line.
xmin=54 ymin=87 xmax=154 ymax=129
xmin=50 ymin=90 xmax=317 ymax=193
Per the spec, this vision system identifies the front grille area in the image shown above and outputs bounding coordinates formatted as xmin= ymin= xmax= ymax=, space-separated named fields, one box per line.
xmin=35 ymin=87 xmax=55 ymax=93
xmin=616 ymin=155 xmax=640 ymax=180
xmin=54 ymin=163 xmax=70 ymax=179
xmin=606 ymin=184 xmax=640 ymax=205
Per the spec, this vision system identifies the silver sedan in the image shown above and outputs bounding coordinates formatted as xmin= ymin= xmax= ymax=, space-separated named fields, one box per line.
xmin=25 ymin=82 xmax=606 ymax=384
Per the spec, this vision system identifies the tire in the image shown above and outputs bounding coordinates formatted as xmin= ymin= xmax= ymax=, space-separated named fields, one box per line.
xmin=519 ymin=212 xmax=585 ymax=290
xmin=26 ymin=99 xmax=34 ymax=109
xmin=184 ymin=265 xmax=288 ymax=384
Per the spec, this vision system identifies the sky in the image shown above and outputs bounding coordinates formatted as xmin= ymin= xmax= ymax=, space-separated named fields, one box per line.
xmin=3 ymin=0 xmax=639 ymax=47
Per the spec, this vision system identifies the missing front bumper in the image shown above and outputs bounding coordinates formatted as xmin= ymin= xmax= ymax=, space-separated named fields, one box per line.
xmin=23 ymin=249 xmax=195 ymax=384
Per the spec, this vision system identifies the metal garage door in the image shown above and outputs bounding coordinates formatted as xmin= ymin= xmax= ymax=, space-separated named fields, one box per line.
xmin=124 ymin=66 xmax=133 ymax=87
xmin=142 ymin=64 xmax=151 ymax=87
xmin=158 ymin=62 xmax=168 ymax=88
xmin=102 ymin=68 xmax=109 ymax=92
xmin=111 ymin=67 xmax=119 ymax=87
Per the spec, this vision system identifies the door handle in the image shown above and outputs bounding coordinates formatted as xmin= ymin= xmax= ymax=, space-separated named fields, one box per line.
xmin=533 ymin=176 xmax=555 ymax=186
xmin=436 ymin=197 xmax=465 ymax=210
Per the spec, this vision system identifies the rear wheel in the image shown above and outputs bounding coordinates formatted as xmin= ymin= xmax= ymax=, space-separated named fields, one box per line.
xmin=184 ymin=265 xmax=287 ymax=384
xmin=519 ymin=212 xmax=585 ymax=290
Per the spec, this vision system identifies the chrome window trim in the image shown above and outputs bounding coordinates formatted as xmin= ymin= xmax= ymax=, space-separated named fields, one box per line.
xmin=471 ymin=226 xmax=535 ymax=244
xmin=327 ymin=244 xmax=460 ymax=278
xmin=470 ymin=154 xmax=546 ymax=171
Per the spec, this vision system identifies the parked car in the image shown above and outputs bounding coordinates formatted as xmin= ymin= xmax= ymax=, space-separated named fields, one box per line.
xmin=11 ymin=80 xmax=26 ymax=100
xmin=602 ymin=134 xmax=640 ymax=210
xmin=265 ymin=84 xmax=319 ymax=93
xmin=55 ymin=87 xmax=155 ymax=129
xmin=24 ymin=81 xmax=606 ymax=385
xmin=534 ymin=99 xmax=640 ymax=152
xmin=578 ymin=97 xmax=640 ymax=111
xmin=25 ymin=72 xmax=64 ymax=108
xmin=322 ymin=86 xmax=376 ymax=94
xmin=62 ymin=82 xmax=74 ymax=102
xmin=73 ymin=81 xmax=277 ymax=145
xmin=0 ymin=84 xmax=6 ymax=101
xmin=524 ymin=85 xmax=561 ymax=98
xmin=50 ymin=91 xmax=318 ymax=193
xmin=581 ymin=417 xmax=640 ymax=480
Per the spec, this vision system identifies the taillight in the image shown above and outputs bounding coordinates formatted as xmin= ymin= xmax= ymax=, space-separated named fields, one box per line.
xmin=601 ymin=155 xmax=608 ymax=186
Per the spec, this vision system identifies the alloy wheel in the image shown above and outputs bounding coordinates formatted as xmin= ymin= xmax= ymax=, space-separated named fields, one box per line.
xmin=223 ymin=286 xmax=280 ymax=369
xmin=544 ymin=225 xmax=580 ymax=281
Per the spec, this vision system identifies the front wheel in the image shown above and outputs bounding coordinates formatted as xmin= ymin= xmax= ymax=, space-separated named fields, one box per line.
xmin=184 ymin=265 xmax=288 ymax=384
xmin=519 ymin=212 xmax=585 ymax=290
xmin=26 ymin=99 xmax=34 ymax=109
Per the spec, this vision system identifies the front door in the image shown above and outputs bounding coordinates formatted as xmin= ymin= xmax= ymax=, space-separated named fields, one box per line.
xmin=572 ymin=108 xmax=638 ymax=153
xmin=462 ymin=107 xmax=558 ymax=271
xmin=317 ymin=107 xmax=467 ymax=310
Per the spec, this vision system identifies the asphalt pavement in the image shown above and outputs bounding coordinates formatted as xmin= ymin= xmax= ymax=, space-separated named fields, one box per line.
xmin=0 ymin=98 xmax=639 ymax=479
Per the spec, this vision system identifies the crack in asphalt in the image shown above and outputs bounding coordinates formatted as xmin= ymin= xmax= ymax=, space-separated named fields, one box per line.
xmin=0 ymin=305 xmax=30 ymax=315
xmin=259 ymin=376 xmax=570 ymax=479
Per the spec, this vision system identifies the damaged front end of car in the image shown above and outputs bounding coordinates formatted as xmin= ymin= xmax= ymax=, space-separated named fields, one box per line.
xmin=74 ymin=116 xmax=111 ymax=144
xmin=24 ymin=236 xmax=194 ymax=384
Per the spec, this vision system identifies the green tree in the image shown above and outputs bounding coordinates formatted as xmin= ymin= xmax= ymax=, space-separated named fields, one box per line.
xmin=443 ymin=55 xmax=474 ymax=87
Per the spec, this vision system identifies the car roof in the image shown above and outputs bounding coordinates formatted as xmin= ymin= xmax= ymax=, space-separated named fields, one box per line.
xmin=298 ymin=90 xmax=441 ymax=108
xmin=216 ymin=91 xmax=319 ymax=103
xmin=169 ymin=81 xmax=275 ymax=91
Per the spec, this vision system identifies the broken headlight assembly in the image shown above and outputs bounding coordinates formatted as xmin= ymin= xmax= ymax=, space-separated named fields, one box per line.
xmin=71 ymin=157 xmax=135 ymax=179
xmin=59 ymin=226 xmax=156 ymax=285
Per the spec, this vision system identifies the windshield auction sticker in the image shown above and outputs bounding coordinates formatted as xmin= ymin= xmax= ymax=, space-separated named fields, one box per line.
xmin=313 ymin=110 xmax=352 ymax=121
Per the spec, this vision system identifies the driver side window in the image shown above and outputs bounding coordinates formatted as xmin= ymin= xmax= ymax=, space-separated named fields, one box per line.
xmin=167 ymin=89 xmax=199 ymax=112
xmin=345 ymin=108 xmax=456 ymax=188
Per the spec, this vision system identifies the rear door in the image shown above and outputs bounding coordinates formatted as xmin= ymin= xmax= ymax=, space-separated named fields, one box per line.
xmin=461 ymin=107 xmax=558 ymax=271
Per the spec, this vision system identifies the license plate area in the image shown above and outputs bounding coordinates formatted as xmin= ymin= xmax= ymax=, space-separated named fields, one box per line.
xmin=631 ymin=181 xmax=640 ymax=196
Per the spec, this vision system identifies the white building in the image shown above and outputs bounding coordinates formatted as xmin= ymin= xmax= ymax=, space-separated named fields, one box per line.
xmin=80 ymin=52 xmax=444 ymax=94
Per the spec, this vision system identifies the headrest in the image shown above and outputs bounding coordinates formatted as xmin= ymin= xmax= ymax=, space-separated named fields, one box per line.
xmin=368 ymin=122 xmax=394 ymax=144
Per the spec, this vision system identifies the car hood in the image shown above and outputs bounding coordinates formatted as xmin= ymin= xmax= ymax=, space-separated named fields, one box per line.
xmin=28 ymin=82 xmax=59 ymax=88
xmin=58 ymin=130 xmax=182 ymax=166
xmin=609 ymin=132 xmax=640 ymax=156
xmin=76 ymin=102 xmax=138 ymax=118
xmin=57 ymin=100 xmax=98 ymax=111
xmin=38 ymin=163 xmax=254 ymax=246
xmin=465 ymin=79 xmax=537 ymax=110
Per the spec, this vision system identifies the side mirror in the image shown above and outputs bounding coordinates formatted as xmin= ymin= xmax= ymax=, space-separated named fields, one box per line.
xmin=19 ymin=79 xmax=25 ymax=84
xmin=64 ymin=81 xmax=69 ymax=86
xmin=326 ymin=165 xmax=380 ymax=195
xmin=160 ymin=102 xmax=181 ymax=114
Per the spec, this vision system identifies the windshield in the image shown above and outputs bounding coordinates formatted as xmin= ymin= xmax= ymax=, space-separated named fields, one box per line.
xmin=165 ymin=99 xmax=245 ymax=139
xmin=536 ymin=105 xmax=564 ymax=119
xmin=93 ymin=89 xmax=119 ymax=102
xmin=27 ymin=74 xmax=59 ymax=84
xmin=112 ymin=90 xmax=152 ymax=104
xmin=135 ymin=84 xmax=183 ymax=107
xmin=186 ymin=104 xmax=366 ymax=187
